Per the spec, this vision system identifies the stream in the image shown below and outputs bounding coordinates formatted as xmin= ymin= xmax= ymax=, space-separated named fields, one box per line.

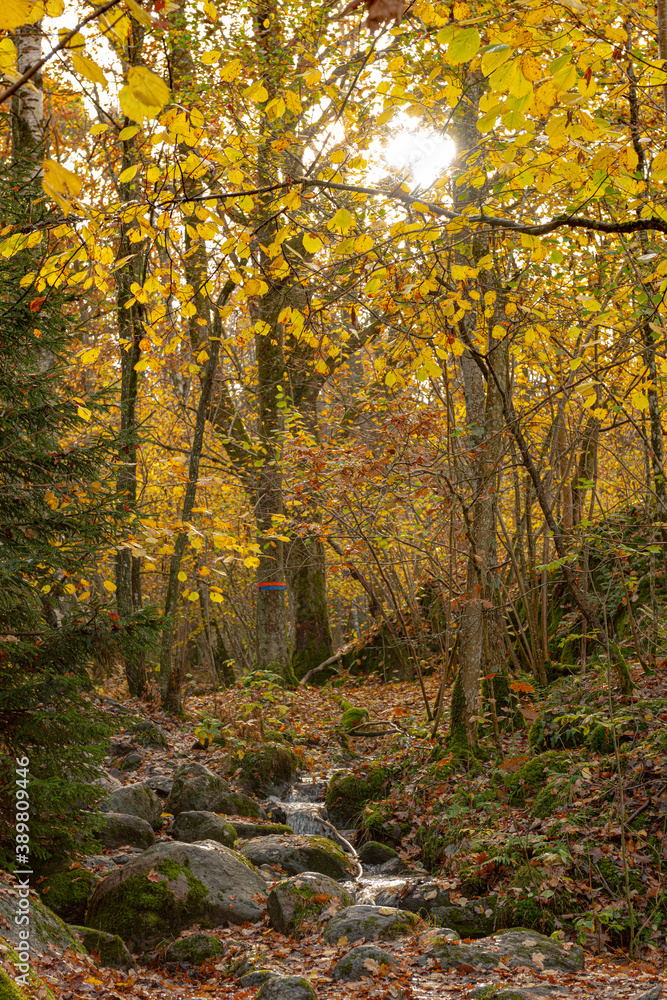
xmin=264 ymin=771 xmax=413 ymax=906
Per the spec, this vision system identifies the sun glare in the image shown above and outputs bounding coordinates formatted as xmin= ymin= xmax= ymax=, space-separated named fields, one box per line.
xmin=383 ymin=126 xmax=456 ymax=190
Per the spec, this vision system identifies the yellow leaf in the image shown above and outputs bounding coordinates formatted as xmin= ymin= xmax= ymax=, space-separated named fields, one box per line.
xmin=303 ymin=233 xmax=322 ymax=253
xmin=328 ymin=208 xmax=353 ymax=234
xmin=90 ymin=123 xmax=109 ymax=135
xmin=210 ymin=592 xmax=224 ymax=602
xmin=0 ymin=38 xmax=17 ymax=76
xmin=80 ymin=347 xmax=100 ymax=363
xmin=481 ymin=43 xmax=511 ymax=75
xmin=188 ymin=591 xmax=200 ymax=601
xmin=451 ymin=263 xmax=477 ymax=280
xmin=77 ymin=405 xmax=91 ymax=421
xmin=103 ymin=580 xmax=116 ymax=592
xmin=146 ymin=164 xmax=161 ymax=183
xmin=447 ymin=27 xmax=480 ymax=64
xmin=45 ymin=0 xmax=64 ymax=13
xmin=219 ymin=58 xmax=242 ymax=82
xmin=42 ymin=159 xmax=82 ymax=197
xmin=451 ymin=338 xmax=464 ymax=356
xmin=119 ymin=125 xmax=140 ymax=140
xmin=119 ymin=66 xmax=170 ymax=123
xmin=118 ymin=164 xmax=139 ymax=183
xmin=491 ymin=324 xmax=506 ymax=340
xmin=243 ymin=80 xmax=269 ymax=103
xmin=631 ymin=390 xmax=649 ymax=411
xmin=244 ymin=556 xmax=260 ymax=568
xmin=376 ymin=108 xmax=394 ymax=126
xmin=521 ymin=53 xmax=542 ymax=82
xmin=64 ymin=583 xmax=76 ymax=594
xmin=354 ymin=234 xmax=374 ymax=254
xmin=202 ymin=50 xmax=221 ymax=65
xmin=177 ymin=571 xmax=187 ymax=582
xmin=331 ymin=148 xmax=345 ymax=164
xmin=0 ymin=0 xmax=43 ymax=30
xmin=124 ymin=0 xmax=152 ymax=26
xmin=59 ymin=28 xmax=84 ymax=49
xmin=202 ymin=0 xmax=218 ymax=20
xmin=284 ymin=91 xmax=302 ymax=114
xmin=77 ymin=51 xmax=109 ymax=91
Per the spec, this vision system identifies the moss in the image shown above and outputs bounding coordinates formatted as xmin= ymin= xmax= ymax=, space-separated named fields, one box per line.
xmin=448 ymin=673 xmax=470 ymax=750
xmin=504 ymin=751 xmax=569 ymax=804
xmin=239 ymin=745 xmax=297 ymax=793
xmin=80 ymin=929 xmax=133 ymax=969
xmin=587 ymin=723 xmax=615 ymax=754
xmin=165 ymin=933 xmax=224 ymax=964
xmin=341 ymin=707 xmax=370 ymax=732
xmin=0 ymin=937 xmax=55 ymax=1000
xmin=481 ymin=671 xmax=525 ymax=732
xmin=326 ymin=767 xmax=390 ymax=827
xmin=0 ymin=969 xmax=26 ymax=1000
xmin=474 ymin=988 xmax=527 ymax=1000
xmin=87 ymin=860 xmax=208 ymax=948
xmin=533 ymin=774 xmax=577 ymax=818
xmin=38 ymin=867 xmax=97 ymax=924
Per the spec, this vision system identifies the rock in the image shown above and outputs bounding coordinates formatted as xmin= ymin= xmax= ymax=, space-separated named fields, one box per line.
xmin=164 ymin=932 xmax=225 ymax=964
xmin=358 ymin=841 xmax=398 ymax=865
xmin=37 ymin=866 xmax=100 ymax=924
xmin=0 ymin=936 xmax=64 ymax=998
xmin=100 ymin=782 xmax=163 ymax=830
xmin=375 ymin=880 xmax=497 ymax=937
xmin=323 ymin=904 xmax=419 ymax=944
xmin=236 ymin=744 xmax=298 ymax=796
xmin=255 ymin=975 xmax=317 ymax=1000
xmin=0 ymin=894 xmax=84 ymax=956
xmin=426 ymin=929 xmax=584 ymax=974
xmin=170 ymin=811 xmax=236 ymax=848
xmin=165 ymin=762 xmax=261 ymax=818
xmin=267 ymin=873 xmax=355 ymax=936
xmin=326 ymin=767 xmax=390 ymax=828
xmin=94 ymin=812 xmax=156 ymax=850
xmin=127 ymin=719 xmax=169 ymax=749
xmin=110 ymin=739 xmax=135 ymax=757
xmin=231 ymin=821 xmax=294 ymax=840
xmin=418 ymin=927 xmax=461 ymax=949
xmin=633 ymin=989 xmax=661 ymax=1000
xmin=239 ymin=970 xmax=277 ymax=988
xmin=146 ymin=775 xmax=174 ymax=796
xmin=92 ymin=771 xmax=122 ymax=792
xmin=70 ymin=926 xmax=135 ymax=970
xmin=85 ymin=839 xmax=267 ymax=951
xmin=241 ymin=835 xmax=356 ymax=881
xmin=120 ymin=752 xmax=143 ymax=771
xmin=332 ymin=943 xmax=398 ymax=982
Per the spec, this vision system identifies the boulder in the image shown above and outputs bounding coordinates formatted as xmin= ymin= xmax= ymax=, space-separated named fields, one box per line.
xmin=326 ymin=768 xmax=389 ymax=828
xmin=119 ymin=752 xmax=143 ymax=771
xmin=0 ymin=936 xmax=64 ymax=999
xmin=267 ymin=873 xmax=355 ymax=936
xmin=170 ymin=811 xmax=236 ymax=848
xmin=236 ymin=744 xmax=298 ymax=797
xmin=470 ymin=988 xmax=563 ymax=1000
xmin=426 ymin=929 xmax=584 ymax=974
xmin=94 ymin=812 xmax=156 ymax=850
xmin=239 ymin=970 xmax=277 ymax=989
xmin=85 ymin=839 xmax=266 ymax=951
xmin=127 ymin=719 xmax=169 ymax=749
xmin=241 ymin=835 xmax=355 ymax=881
xmin=146 ymin=775 xmax=174 ymax=796
xmin=231 ymin=821 xmax=293 ymax=840
xmin=358 ymin=841 xmax=398 ymax=865
xmin=323 ymin=904 xmax=418 ymax=944
xmin=164 ymin=762 xmax=262 ymax=818
xmin=37 ymin=866 xmax=100 ymax=924
xmin=331 ymin=943 xmax=398 ymax=982
xmin=165 ymin=762 xmax=230 ymax=816
xmin=375 ymin=880 xmax=497 ymax=937
xmin=0 ymin=894 xmax=83 ymax=956
xmin=255 ymin=975 xmax=317 ymax=1000
xmin=100 ymin=782 xmax=163 ymax=830
xmin=164 ymin=932 xmax=224 ymax=964
xmin=92 ymin=771 xmax=122 ymax=793
xmin=70 ymin=926 xmax=135 ymax=970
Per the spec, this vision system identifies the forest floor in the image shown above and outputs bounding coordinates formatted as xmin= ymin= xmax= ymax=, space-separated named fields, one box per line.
xmin=12 ymin=665 xmax=667 ymax=1000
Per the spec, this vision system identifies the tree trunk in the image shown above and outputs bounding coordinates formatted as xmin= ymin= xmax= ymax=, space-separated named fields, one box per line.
xmin=11 ymin=21 xmax=44 ymax=193
xmin=287 ymin=532 xmax=333 ymax=680
xmin=114 ymin=24 xmax=147 ymax=697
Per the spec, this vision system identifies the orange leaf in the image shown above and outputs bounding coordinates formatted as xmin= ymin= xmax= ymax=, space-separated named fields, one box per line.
xmin=29 ymin=296 xmax=46 ymax=312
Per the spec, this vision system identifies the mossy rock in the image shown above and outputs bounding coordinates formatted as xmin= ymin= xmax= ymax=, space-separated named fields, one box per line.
xmin=503 ymin=752 xmax=569 ymax=805
xmin=323 ymin=904 xmax=419 ymax=944
xmin=37 ymin=866 xmax=99 ymax=924
xmin=0 ymin=895 xmax=84 ymax=957
xmin=427 ymin=929 xmax=583 ymax=973
xmin=241 ymin=834 xmax=356 ymax=881
xmin=341 ymin=707 xmax=370 ymax=733
xmin=71 ymin=926 xmax=135 ymax=970
xmin=237 ymin=744 xmax=298 ymax=796
xmin=170 ymin=811 xmax=236 ymax=848
xmin=164 ymin=932 xmax=224 ymax=965
xmin=358 ymin=841 xmax=398 ymax=865
xmin=230 ymin=820 xmax=293 ymax=840
xmin=267 ymin=873 xmax=355 ymax=936
xmin=256 ymin=975 xmax=317 ymax=1000
xmin=85 ymin=840 xmax=266 ymax=950
xmin=532 ymin=773 xmax=581 ymax=819
xmin=586 ymin=723 xmax=615 ymax=754
xmin=0 ymin=937 xmax=56 ymax=1000
xmin=332 ymin=943 xmax=397 ymax=982
xmin=326 ymin=767 xmax=390 ymax=828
